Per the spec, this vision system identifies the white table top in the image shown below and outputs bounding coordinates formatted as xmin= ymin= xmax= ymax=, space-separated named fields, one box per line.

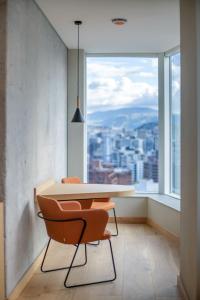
xmin=38 ymin=183 xmax=134 ymax=200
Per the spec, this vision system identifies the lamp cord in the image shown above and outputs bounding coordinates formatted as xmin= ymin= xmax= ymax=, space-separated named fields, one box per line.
xmin=77 ymin=23 xmax=80 ymax=107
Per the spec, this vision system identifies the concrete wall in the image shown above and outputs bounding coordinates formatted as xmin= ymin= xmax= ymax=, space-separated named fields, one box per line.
xmin=179 ymin=0 xmax=199 ymax=299
xmin=5 ymin=0 xmax=68 ymax=295
xmin=112 ymin=197 xmax=147 ymax=218
xmin=0 ymin=0 xmax=6 ymax=203
xmin=148 ymin=199 xmax=180 ymax=238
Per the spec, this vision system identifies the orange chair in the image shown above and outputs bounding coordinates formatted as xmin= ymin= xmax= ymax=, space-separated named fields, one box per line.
xmin=61 ymin=177 xmax=119 ymax=236
xmin=61 ymin=177 xmax=81 ymax=184
xmin=61 ymin=177 xmax=93 ymax=209
xmin=37 ymin=195 xmax=116 ymax=288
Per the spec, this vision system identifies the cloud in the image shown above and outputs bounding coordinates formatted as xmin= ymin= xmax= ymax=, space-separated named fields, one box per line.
xmin=87 ymin=62 xmax=142 ymax=79
xmin=87 ymin=58 xmax=158 ymax=112
xmin=138 ymin=72 xmax=156 ymax=78
xmin=172 ymin=80 xmax=180 ymax=93
xmin=172 ymin=63 xmax=180 ymax=77
xmin=88 ymin=77 xmax=158 ymax=111
xmin=171 ymin=62 xmax=180 ymax=96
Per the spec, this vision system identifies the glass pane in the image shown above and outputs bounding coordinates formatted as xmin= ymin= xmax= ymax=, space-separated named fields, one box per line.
xmin=170 ymin=53 xmax=181 ymax=195
xmin=87 ymin=56 xmax=159 ymax=193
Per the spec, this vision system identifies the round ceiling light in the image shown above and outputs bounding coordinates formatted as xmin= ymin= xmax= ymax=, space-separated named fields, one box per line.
xmin=112 ymin=18 xmax=127 ymax=26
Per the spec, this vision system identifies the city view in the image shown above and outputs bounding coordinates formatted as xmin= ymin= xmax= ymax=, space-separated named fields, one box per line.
xmin=87 ymin=57 xmax=159 ymax=192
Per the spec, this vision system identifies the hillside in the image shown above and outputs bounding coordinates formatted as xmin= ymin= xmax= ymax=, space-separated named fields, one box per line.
xmin=87 ymin=106 xmax=158 ymax=130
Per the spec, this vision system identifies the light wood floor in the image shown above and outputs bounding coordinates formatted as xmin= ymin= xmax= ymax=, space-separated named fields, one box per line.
xmin=17 ymin=224 xmax=182 ymax=300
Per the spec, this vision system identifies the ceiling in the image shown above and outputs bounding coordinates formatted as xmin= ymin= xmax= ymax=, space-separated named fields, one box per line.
xmin=35 ymin=0 xmax=180 ymax=53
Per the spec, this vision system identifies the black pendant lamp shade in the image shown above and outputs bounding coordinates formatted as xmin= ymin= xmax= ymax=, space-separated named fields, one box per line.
xmin=71 ymin=106 xmax=84 ymax=122
xmin=71 ymin=20 xmax=84 ymax=123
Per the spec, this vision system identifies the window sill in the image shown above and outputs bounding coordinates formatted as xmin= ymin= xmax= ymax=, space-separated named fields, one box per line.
xmin=143 ymin=193 xmax=180 ymax=212
xmin=167 ymin=192 xmax=181 ymax=200
xmin=117 ymin=192 xmax=181 ymax=212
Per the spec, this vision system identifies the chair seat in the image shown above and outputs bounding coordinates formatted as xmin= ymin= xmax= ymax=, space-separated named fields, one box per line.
xmin=103 ymin=229 xmax=111 ymax=239
xmin=92 ymin=201 xmax=115 ymax=211
xmin=77 ymin=229 xmax=111 ymax=244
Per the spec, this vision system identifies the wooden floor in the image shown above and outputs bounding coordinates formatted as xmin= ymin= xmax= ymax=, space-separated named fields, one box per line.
xmin=17 ymin=224 xmax=182 ymax=300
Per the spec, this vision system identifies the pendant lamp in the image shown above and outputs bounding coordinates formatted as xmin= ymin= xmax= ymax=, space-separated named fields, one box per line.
xmin=71 ymin=20 xmax=84 ymax=123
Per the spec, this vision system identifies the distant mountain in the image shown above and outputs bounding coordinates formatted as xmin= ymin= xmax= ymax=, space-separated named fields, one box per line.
xmin=87 ymin=106 xmax=158 ymax=130
xmin=136 ymin=122 xmax=158 ymax=130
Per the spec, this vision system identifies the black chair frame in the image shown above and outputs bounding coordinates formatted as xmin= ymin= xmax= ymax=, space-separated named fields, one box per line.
xmin=37 ymin=212 xmax=117 ymax=288
xmin=112 ymin=207 xmax=119 ymax=236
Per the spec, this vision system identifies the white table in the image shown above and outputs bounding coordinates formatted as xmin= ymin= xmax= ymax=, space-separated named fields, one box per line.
xmin=35 ymin=182 xmax=134 ymax=201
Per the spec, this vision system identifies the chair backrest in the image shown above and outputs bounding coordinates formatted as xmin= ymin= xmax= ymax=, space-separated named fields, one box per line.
xmin=93 ymin=198 xmax=110 ymax=202
xmin=61 ymin=177 xmax=110 ymax=204
xmin=37 ymin=195 xmax=109 ymax=244
xmin=61 ymin=177 xmax=93 ymax=209
xmin=38 ymin=196 xmax=83 ymax=244
xmin=61 ymin=177 xmax=81 ymax=184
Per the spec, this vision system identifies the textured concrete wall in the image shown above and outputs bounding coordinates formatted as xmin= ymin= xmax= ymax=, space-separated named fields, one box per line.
xmin=148 ymin=199 xmax=180 ymax=237
xmin=0 ymin=1 xmax=6 ymax=203
xmin=5 ymin=0 xmax=67 ymax=295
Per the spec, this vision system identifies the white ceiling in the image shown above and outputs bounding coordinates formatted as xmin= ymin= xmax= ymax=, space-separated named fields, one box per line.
xmin=35 ymin=0 xmax=180 ymax=53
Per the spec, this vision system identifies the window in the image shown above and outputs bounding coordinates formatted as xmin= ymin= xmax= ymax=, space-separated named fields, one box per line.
xmin=87 ymin=56 xmax=159 ymax=193
xmin=170 ymin=52 xmax=181 ymax=195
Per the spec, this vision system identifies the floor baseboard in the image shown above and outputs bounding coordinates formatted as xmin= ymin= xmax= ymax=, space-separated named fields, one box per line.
xmin=109 ymin=216 xmax=147 ymax=224
xmin=7 ymin=247 xmax=45 ymax=300
xmin=109 ymin=216 xmax=179 ymax=243
xmin=147 ymin=218 xmax=179 ymax=244
xmin=0 ymin=203 xmax=5 ymax=300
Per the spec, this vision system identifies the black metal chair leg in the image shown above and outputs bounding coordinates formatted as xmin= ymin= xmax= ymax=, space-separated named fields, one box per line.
xmin=41 ymin=238 xmax=87 ymax=273
xmin=41 ymin=238 xmax=51 ymax=272
xmin=64 ymin=239 xmax=117 ymax=288
xmin=83 ymin=243 xmax=87 ymax=265
xmin=111 ymin=208 xmax=119 ymax=236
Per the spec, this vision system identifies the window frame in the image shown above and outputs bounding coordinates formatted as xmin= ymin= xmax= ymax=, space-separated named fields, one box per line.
xmin=85 ymin=50 xmax=181 ymax=198
xmin=164 ymin=47 xmax=181 ymax=199
xmin=85 ymin=53 xmax=161 ymax=194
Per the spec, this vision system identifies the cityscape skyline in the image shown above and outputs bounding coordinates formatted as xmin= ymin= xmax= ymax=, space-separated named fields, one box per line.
xmin=87 ymin=56 xmax=159 ymax=192
xmin=87 ymin=55 xmax=180 ymax=194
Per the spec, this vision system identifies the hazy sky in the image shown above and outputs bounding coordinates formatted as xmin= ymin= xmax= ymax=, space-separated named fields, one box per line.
xmin=171 ymin=53 xmax=181 ymax=114
xmin=87 ymin=56 xmax=159 ymax=113
xmin=87 ymin=55 xmax=181 ymax=114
